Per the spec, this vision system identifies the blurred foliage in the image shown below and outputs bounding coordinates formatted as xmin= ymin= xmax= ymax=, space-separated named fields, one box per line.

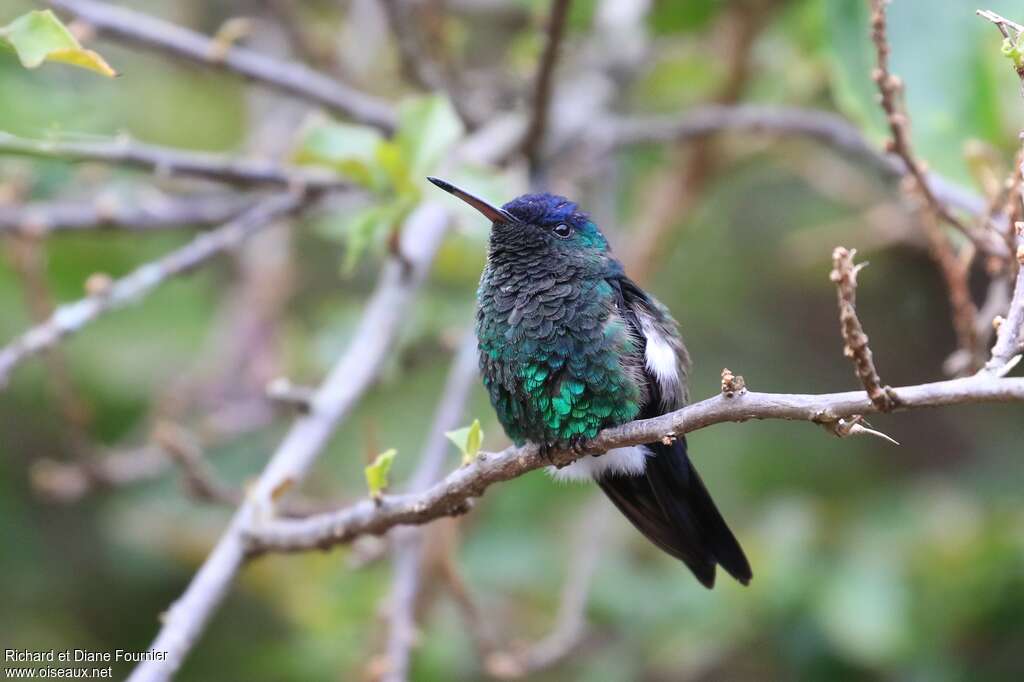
xmin=1 ymin=1 xmax=1023 ymax=681
xmin=0 ymin=9 xmax=116 ymax=77
xmin=295 ymin=95 xmax=473 ymax=272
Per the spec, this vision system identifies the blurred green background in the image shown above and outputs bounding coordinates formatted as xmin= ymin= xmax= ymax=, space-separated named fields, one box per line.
xmin=2 ymin=1 xmax=1023 ymax=680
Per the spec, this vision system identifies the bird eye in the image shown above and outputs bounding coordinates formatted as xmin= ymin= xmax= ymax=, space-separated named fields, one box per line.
xmin=552 ymin=223 xmax=573 ymax=239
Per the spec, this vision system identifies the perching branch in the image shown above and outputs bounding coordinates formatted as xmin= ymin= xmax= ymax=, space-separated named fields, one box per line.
xmin=46 ymin=0 xmax=397 ymax=133
xmin=126 ymin=202 xmax=451 ymax=682
xmin=0 ymin=191 xmax=255 ymax=235
xmin=0 ymin=191 xmax=307 ymax=388
xmin=246 ymin=374 xmax=1024 ymax=556
xmin=0 ymin=131 xmax=349 ymax=190
xmin=830 ymin=247 xmax=894 ymax=411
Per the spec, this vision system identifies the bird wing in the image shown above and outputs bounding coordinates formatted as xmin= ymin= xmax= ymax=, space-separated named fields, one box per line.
xmin=610 ymin=276 xmax=690 ymax=416
xmin=604 ymin=274 xmax=752 ymax=587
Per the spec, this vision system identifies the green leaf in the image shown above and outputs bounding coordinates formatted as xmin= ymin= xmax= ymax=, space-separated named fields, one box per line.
xmin=364 ymin=448 xmax=397 ymax=500
xmin=293 ymin=121 xmax=385 ymax=189
xmin=1002 ymin=35 xmax=1024 ymax=69
xmin=0 ymin=10 xmax=117 ymax=77
xmin=397 ymin=95 xmax=464 ymax=175
xmin=323 ymin=201 xmax=411 ymax=274
xmin=445 ymin=418 xmax=484 ymax=466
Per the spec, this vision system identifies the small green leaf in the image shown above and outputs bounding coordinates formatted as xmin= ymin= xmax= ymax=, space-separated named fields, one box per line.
xmin=293 ymin=121 xmax=385 ymax=189
xmin=364 ymin=448 xmax=397 ymax=501
xmin=445 ymin=418 xmax=484 ymax=466
xmin=1002 ymin=35 xmax=1024 ymax=70
xmin=320 ymin=201 xmax=410 ymax=274
xmin=0 ymin=10 xmax=117 ymax=77
xmin=397 ymin=95 xmax=464 ymax=175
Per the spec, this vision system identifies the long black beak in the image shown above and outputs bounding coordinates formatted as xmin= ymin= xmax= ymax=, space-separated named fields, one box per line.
xmin=427 ymin=177 xmax=513 ymax=224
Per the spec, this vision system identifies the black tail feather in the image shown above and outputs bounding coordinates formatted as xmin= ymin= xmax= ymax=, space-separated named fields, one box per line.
xmin=597 ymin=437 xmax=751 ymax=588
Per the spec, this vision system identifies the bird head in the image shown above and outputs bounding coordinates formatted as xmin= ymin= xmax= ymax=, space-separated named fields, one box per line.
xmin=427 ymin=177 xmax=611 ymax=271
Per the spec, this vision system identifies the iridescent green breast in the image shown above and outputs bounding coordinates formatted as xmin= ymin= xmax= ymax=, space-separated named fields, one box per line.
xmin=477 ymin=273 xmax=643 ymax=445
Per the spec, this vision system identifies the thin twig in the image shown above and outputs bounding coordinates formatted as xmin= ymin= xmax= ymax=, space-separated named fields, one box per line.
xmin=0 ymin=191 xmax=256 ymax=235
xmin=916 ymin=203 xmax=981 ymax=373
xmin=262 ymin=0 xmax=340 ymax=72
xmin=977 ymin=9 xmax=1024 ymax=373
xmin=977 ymin=9 xmax=1024 ymax=38
xmin=977 ymin=6 xmax=1024 ymax=88
xmin=0 ymin=191 xmax=308 ymax=389
xmin=484 ymin=499 xmax=608 ymax=678
xmin=601 ymin=105 xmax=1001 ymax=237
xmin=624 ymin=3 xmax=767 ymax=280
xmin=155 ymin=422 xmax=242 ymax=506
xmin=0 ymin=131 xmax=349 ymax=190
xmin=155 ymin=421 xmax=338 ymax=516
xmin=126 ymin=202 xmax=451 ymax=682
xmin=830 ymin=246 xmax=894 ymax=411
xmin=382 ymin=331 xmax=479 ymax=682
xmin=984 ymin=221 xmax=1024 ymax=373
xmin=4 ymin=236 xmax=94 ymax=456
xmin=246 ymin=374 xmax=1024 ymax=555
xmin=378 ymin=0 xmax=477 ymax=128
xmin=521 ymin=0 xmax=572 ymax=178
xmin=47 ymin=0 xmax=397 ymax=132
xmin=31 ymin=444 xmax=169 ymax=502
xmin=870 ymin=0 xmax=1004 ymax=258
xmin=437 ymin=533 xmax=502 ymax=663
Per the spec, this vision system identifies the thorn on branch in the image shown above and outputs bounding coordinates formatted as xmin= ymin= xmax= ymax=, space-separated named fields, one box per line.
xmin=822 ymin=415 xmax=900 ymax=445
xmin=831 ymin=246 xmax=896 ymax=411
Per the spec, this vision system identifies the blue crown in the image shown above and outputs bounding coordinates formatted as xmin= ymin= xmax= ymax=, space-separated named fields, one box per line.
xmin=502 ymin=193 xmax=589 ymax=227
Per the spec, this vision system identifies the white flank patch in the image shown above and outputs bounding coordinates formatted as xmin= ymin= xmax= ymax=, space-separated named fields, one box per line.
xmin=640 ymin=317 xmax=679 ymax=401
xmin=546 ymin=446 xmax=650 ymax=483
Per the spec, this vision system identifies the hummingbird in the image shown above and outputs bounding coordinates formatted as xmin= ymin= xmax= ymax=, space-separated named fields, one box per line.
xmin=427 ymin=177 xmax=752 ymax=588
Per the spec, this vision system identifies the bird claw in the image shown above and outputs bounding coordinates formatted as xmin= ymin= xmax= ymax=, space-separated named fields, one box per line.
xmin=537 ymin=437 xmax=591 ymax=468
xmin=568 ymin=435 xmax=591 ymax=457
xmin=537 ymin=441 xmax=556 ymax=464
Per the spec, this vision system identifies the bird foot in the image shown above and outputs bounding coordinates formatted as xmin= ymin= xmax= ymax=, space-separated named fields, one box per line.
xmin=537 ymin=441 xmax=556 ymax=464
xmin=538 ymin=437 xmax=594 ymax=468
xmin=568 ymin=435 xmax=591 ymax=457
